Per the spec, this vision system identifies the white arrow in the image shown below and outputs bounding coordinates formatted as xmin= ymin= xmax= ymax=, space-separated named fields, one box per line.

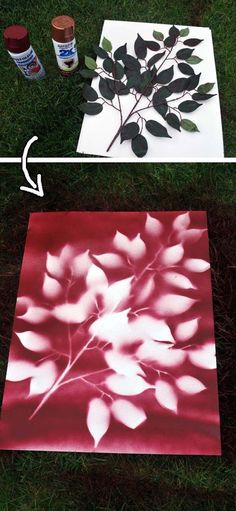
xmin=20 ymin=136 xmax=44 ymax=197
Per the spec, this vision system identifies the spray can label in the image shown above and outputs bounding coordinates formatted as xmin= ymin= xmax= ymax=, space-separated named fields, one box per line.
xmin=52 ymin=38 xmax=78 ymax=73
xmin=8 ymin=46 xmax=45 ymax=80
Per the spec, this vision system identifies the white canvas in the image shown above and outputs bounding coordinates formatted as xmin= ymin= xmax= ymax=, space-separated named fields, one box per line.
xmin=77 ymin=20 xmax=224 ymax=158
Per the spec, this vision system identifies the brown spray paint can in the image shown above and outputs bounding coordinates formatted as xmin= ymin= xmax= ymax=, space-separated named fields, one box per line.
xmin=51 ymin=16 xmax=78 ymax=76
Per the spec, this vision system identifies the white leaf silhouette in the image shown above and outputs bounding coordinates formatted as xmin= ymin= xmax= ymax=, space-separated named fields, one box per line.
xmin=145 ymin=214 xmax=163 ymax=237
xmin=135 ymin=275 xmax=155 ymax=305
xmin=71 ymin=250 xmax=91 ymax=277
xmin=104 ymin=350 xmax=145 ymax=376
xmin=93 ymin=253 xmax=124 ymax=268
xmin=172 ymin=212 xmax=190 ymax=231
xmin=134 ymin=315 xmax=174 ymax=343
xmin=137 ymin=342 xmax=186 ymax=367
xmin=163 ymin=271 xmax=195 ymax=290
xmin=53 ymin=290 xmax=94 ymax=324
xmin=188 ymin=343 xmax=216 ymax=369
xmin=155 ymin=380 xmax=178 ymax=412
xmin=42 ymin=274 xmax=62 ymax=299
xmin=106 ymin=374 xmax=150 ymax=395
xmin=161 ymin=244 xmax=184 ymax=265
xmin=175 ymin=318 xmax=199 ymax=341
xmin=176 ymin=375 xmax=206 ymax=394
xmin=184 ymin=258 xmax=210 ymax=273
xmin=104 ymin=277 xmax=133 ymax=312
xmin=46 ymin=252 xmax=64 ymax=280
xmin=20 ymin=307 xmax=50 ymax=324
xmin=16 ymin=296 xmax=33 ymax=316
xmin=86 ymin=263 xmax=108 ymax=292
xmin=111 ymin=399 xmax=147 ymax=429
xmin=16 ymin=331 xmax=51 ymax=352
xmin=29 ymin=361 xmax=58 ymax=396
xmin=178 ymin=229 xmax=204 ymax=244
xmin=6 ymin=360 xmax=35 ymax=382
xmin=89 ymin=309 xmax=131 ymax=346
xmin=155 ymin=294 xmax=196 ymax=316
xmin=113 ymin=231 xmax=146 ymax=261
xmin=87 ymin=398 xmax=110 ymax=448
xmin=113 ymin=230 xmax=131 ymax=252
xmin=60 ymin=244 xmax=74 ymax=265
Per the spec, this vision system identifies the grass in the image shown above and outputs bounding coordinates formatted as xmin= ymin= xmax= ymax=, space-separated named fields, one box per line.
xmin=0 ymin=0 xmax=236 ymax=156
xmin=0 ymin=163 xmax=236 ymax=510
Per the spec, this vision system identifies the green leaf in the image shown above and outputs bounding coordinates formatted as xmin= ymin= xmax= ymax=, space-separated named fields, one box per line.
xmin=192 ymin=93 xmax=216 ymax=101
xmin=148 ymin=51 xmax=165 ymax=68
xmin=79 ymin=69 xmax=98 ymax=79
xmin=169 ymin=25 xmax=180 ymax=38
xmin=107 ymin=79 xmax=129 ymax=95
xmin=114 ymin=43 xmax=127 ymax=60
xmin=186 ymin=73 xmax=201 ymax=91
xmin=169 ymin=77 xmax=188 ymax=93
xmin=121 ymin=122 xmax=139 ymax=143
xmin=153 ymin=30 xmax=164 ymax=41
xmin=178 ymin=63 xmax=194 ymax=76
xmin=166 ymin=113 xmax=181 ymax=131
xmin=102 ymin=37 xmax=112 ymax=52
xmin=146 ymin=120 xmax=171 ymax=138
xmin=197 ymin=82 xmax=215 ymax=94
xmin=183 ymin=38 xmax=203 ymax=47
xmin=122 ymin=54 xmax=141 ymax=71
xmin=156 ymin=65 xmax=174 ymax=84
xmin=179 ymin=28 xmax=189 ymax=37
xmin=154 ymin=102 xmax=168 ymax=118
xmin=82 ymin=84 xmax=98 ymax=102
xmin=103 ymin=57 xmax=114 ymax=73
xmin=79 ymin=103 xmax=103 ymax=115
xmin=164 ymin=35 xmax=176 ymax=47
xmin=178 ymin=100 xmax=202 ymax=112
xmin=99 ymin=77 xmax=115 ymax=100
xmin=153 ymin=86 xmax=172 ymax=100
xmin=145 ymin=40 xmax=160 ymax=51
xmin=135 ymin=34 xmax=147 ymax=59
xmin=93 ymin=45 xmax=108 ymax=59
xmin=181 ymin=118 xmax=199 ymax=132
xmin=187 ymin=56 xmax=203 ymax=64
xmin=176 ymin=48 xmax=193 ymax=60
xmin=112 ymin=61 xmax=124 ymax=80
xmin=132 ymin=134 xmax=148 ymax=158
xmin=85 ymin=56 xmax=97 ymax=70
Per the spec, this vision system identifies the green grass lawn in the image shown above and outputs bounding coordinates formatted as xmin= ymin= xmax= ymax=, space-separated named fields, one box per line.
xmin=0 ymin=163 xmax=235 ymax=510
xmin=0 ymin=0 xmax=236 ymax=156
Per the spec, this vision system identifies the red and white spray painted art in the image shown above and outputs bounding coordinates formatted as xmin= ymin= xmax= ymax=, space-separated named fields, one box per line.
xmin=0 ymin=212 xmax=221 ymax=454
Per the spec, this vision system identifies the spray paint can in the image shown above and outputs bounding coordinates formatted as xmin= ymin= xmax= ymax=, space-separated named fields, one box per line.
xmin=51 ymin=16 xmax=78 ymax=76
xmin=3 ymin=25 xmax=45 ymax=80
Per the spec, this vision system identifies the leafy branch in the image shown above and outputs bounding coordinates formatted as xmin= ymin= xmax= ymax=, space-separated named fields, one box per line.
xmin=79 ymin=25 xmax=216 ymax=157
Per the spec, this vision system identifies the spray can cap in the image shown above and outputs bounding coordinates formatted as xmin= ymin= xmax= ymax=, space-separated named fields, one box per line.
xmin=51 ymin=16 xmax=75 ymax=43
xmin=4 ymin=25 xmax=30 ymax=53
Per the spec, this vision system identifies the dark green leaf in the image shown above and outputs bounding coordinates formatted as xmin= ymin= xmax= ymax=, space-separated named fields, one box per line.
xmin=82 ymin=83 xmax=98 ymax=102
xmin=121 ymin=122 xmax=139 ymax=143
xmin=153 ymin=86 xmax=172 ymax=99
xmin=168 ymin=77 xmax=188 ymax=93
xmin=183 ymin=38 xmax=203 ymax=47
xmin=145 ymin=40 xmax=160 ymax=51
xmin=103 ymin=57 xmax=114 ymax=73
xmin=164 ymin=35 xmax=176 ymax=47
xmin=126 ymin=70 xmax=140 ymax=88
xmin=169 ymin=25 xmax=180 ymax=38
xmin=166 ymin=113 xmax=181 ymax=131
xmin=102 ymin=37 xmax=112 ymax=52
xmin=186 ymin=73 xmax=201 ymax=91
xmin=135 ymin=70 xmax=153 ymax=96
xmin=197 ymin=82 xmax=215 ymax=94
xmin=146 ymin=119 xmax=171 ymax=138
xmin=99 ymin=77 xmax=115 ymax=100
xmin=114 ymin=43 xmax=127 ymax=60
xmin=176 ymin=48 xmax=193 ymax=60
xmin=112 ymin=61 xmax=124 ymax=80
xmin=135 ymin=34 xmax=147 ymax=59
xmin=154 ymin=102 xmax=168 ymax=118
xmin=79 ymin=102 xmax=103 ymax=115
xmin=79 ymin=69 xmax=98 ymax=79
xmin=178 ymin=62 xmax=194 ymax=76
xmin=122 ymin=54 xmax=141 ymax=71
xmin=148 ymin=51 xmax=165 ymax=68
xmin=93 ymin=45 xmax=108 ymax=59
xmin=181 ymin=118 xmax=199 ymax=132
xmin=85 ymin=56 xmax=97 ymax=70
xmin=132 ymin=134 xmax=148 ymax=158
xmin=178 ymin=100 xmax=201 ymax=112
xmin=156 ymin=65 xmax=174 ymax=84
xmin=153 ymin=30 xmax=164 ymax=41
xmin=192 ymin=93 xmax=216 ymax=101
xmin=187 ymin=56 xmax=202 ymax=64
xmin=107 ymin=79 xmax=129 ymax=95
xmin=179 ymin=28 xmax=189 ymax=37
